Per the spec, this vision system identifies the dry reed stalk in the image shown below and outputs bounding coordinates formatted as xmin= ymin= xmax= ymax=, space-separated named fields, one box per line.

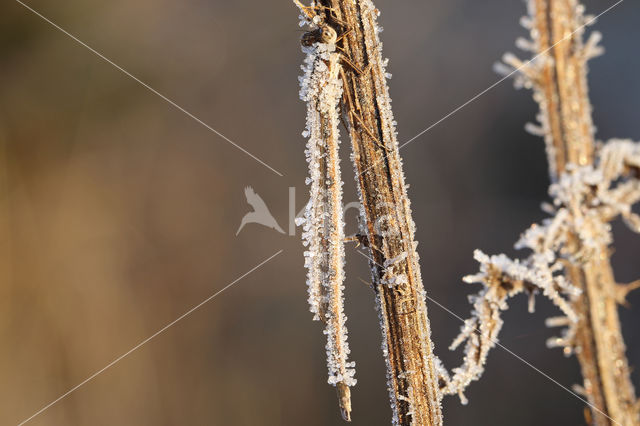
xmin=296 ymin=1 xmax=443 ymax=424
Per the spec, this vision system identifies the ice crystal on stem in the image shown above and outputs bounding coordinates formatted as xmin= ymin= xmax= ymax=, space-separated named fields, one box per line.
xmin=495 ymin=0 xmax=603 ymax=179
xmin=439 ymin=138 xmax=640 ymax=404
xmin=438 ymin=2 xmax=640 ymax=423
xmin=295 ymin=1 xmax=443 ymax=424
xmin=296 ymin=1 xmax=355 ymax=421
xmin=344 ymin=1 xmax=443 ymax=423
xmin=438 ymin=246 xmax=580 ymax=403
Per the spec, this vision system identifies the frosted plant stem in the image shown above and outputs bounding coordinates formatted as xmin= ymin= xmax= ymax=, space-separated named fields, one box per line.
xmin=434 ymin=1 xmax=639 ymax=424
xmin=471 ymin=1 xmax=640 ymax=424
xmin=301 ymin=1 xmax=444 ymax=425
xmin=525 ymin=2 xmax=637 ymax=424
xmin=298 ymin=10 xmax=355 ymax=420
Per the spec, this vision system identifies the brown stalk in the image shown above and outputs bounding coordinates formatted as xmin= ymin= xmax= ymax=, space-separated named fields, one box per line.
xmin=529 ymin=1 xmax=638 ymax=424
xmin=312 ymin=1 xmax=443 ymax=424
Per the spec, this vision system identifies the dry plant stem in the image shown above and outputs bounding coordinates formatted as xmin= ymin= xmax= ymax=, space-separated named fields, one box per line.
xmin=531 ymin=1 xmax=638 ymax=424
xmin=442 ymin=0 xmax=639 ymax=422
xmin=317 ymin=1 xmax=443 ymax=424
xmin=531 ymin=0 xmax=595 ymax=177
xmin=297 ymin=19 xmax=356 ymax=420
xmin=323 ymin=80 xmax=354 ymax=420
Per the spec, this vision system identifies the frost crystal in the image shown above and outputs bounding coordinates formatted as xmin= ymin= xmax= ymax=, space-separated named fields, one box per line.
xmin=436 ymin=0 xmax=640 ymax=419
xmin=495 ymin=0 xmax=604 ymax=179
xmin=296 ymin=2 xmax=356 ymax=419
xmin=438 ymin=139 xmax=640 ymax=403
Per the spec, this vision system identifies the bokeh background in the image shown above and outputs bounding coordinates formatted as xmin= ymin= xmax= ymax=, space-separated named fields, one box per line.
xmin=1 ymin=0 xmax=639 ymax=425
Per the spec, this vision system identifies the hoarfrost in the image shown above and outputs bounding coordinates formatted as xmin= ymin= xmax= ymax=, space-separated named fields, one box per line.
xmin=296 ymin=2 xmax=356 ymax=419
xmin=356 ymin=2 xmax=443 ymax=423
xmin=437 ymin=138 xmax=640 ymax=402
xmin=437 ymin=0 xmax=640 ymax=408
xmin=495 ymin=0 xmax=604 ymax=179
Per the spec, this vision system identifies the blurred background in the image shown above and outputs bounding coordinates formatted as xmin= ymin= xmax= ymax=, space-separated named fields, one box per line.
xmin=1 ymin=0 xmax=639 ymax=424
